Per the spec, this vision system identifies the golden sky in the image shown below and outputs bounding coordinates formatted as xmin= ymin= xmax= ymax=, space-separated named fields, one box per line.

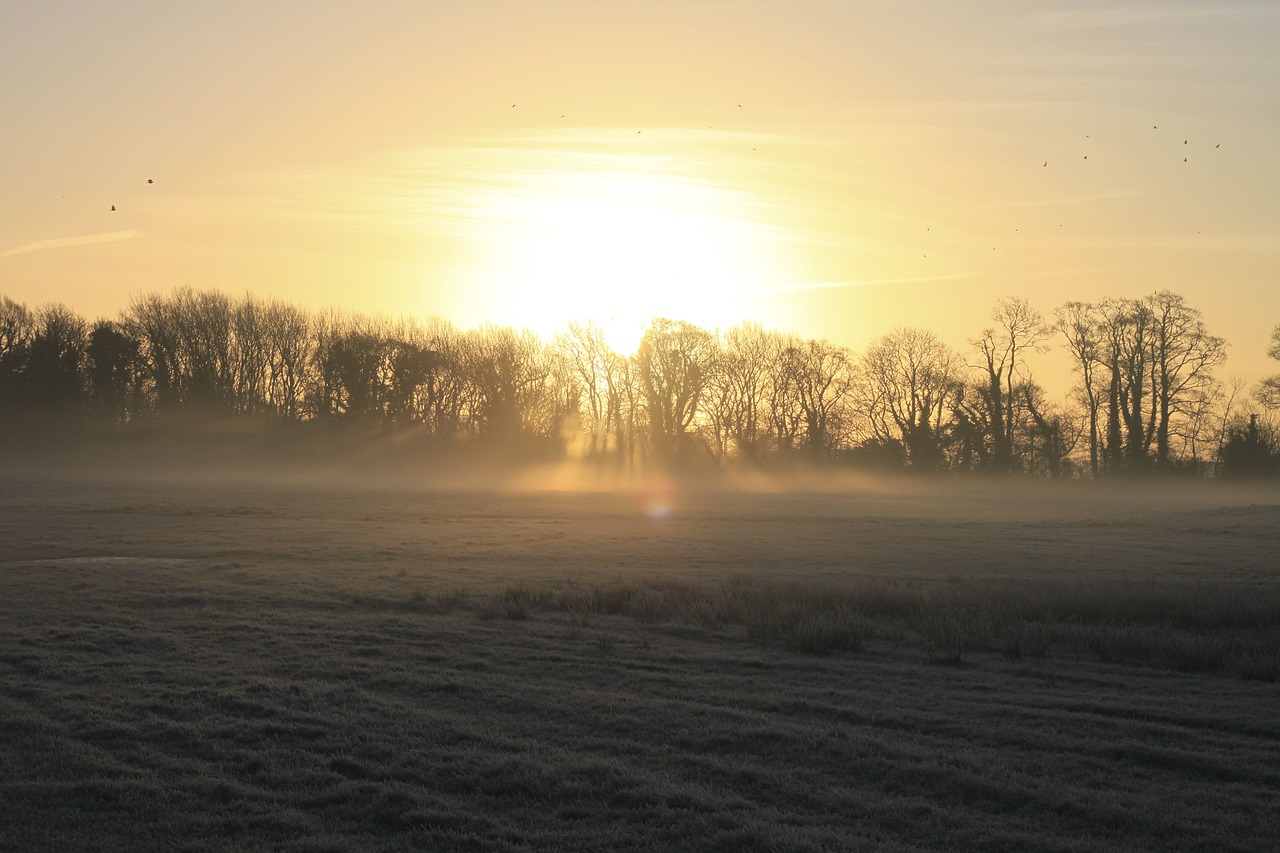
xmin=3 ymin=1 xmax=1279 ymax=388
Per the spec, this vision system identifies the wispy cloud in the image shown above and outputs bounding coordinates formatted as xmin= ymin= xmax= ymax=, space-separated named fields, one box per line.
xmin=764 ymin=272 xmax=980 ymax=293
xmin=228 ymin=128 xmax=819 ymax=245
xmin=1020 ymin=4 xmax=1280 ymax=31
xmin=984 ymin=190 xmax=1142 ymax=209
xmin=0 ymin=230 xmax=142 ymax=258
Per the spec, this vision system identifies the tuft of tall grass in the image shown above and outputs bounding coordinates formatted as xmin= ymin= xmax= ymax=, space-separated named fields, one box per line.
xmin=1233 ymin=631 xmax=1280 ymax=682
xmin=386 ymin=572 xmax=1280 ymax=673
xmin=433 ymin=585 xmax=471 ymax=609
xmin=743 ymin=603 xmax=868 ymax=656
xmin=919 ymin=610 xmax=966 ymax=665
xmin=478 ymin=583 xmax=550 ymax=620
xmin=998 ymin=619 xmax=1054 ymax=661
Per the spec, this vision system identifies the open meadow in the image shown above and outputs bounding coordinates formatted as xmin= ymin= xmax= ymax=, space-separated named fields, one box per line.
xmin=2 ymin=469 xmax=1279 ymax=851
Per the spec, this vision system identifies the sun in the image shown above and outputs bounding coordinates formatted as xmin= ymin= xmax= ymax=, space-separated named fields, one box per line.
xmin=462 ymin=163 xmax=786 ymax=353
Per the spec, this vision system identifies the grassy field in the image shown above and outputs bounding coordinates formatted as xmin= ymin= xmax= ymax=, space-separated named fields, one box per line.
xmin=2 ymin=472 xmax=1278 ymax=851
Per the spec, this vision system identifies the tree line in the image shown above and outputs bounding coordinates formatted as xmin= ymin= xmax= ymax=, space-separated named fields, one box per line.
xmin=2 ymin=288 xmax=1278 ymax=478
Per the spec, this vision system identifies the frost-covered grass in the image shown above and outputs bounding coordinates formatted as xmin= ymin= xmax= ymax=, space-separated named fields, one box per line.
xmin=1 ymin=476 xmax=1278 ymax=851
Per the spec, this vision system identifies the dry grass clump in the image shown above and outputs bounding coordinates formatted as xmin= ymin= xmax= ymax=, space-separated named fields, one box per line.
xmin=478 ymin=583 xmax=550 ymax=620
xmin=741 ymin=601 xmax=868 ymax=655
xmin=549 ymin=578 xmax=870 ymax=655
xmin=422 ymin=574 xmax=1280 ymax=677
xmin=998 ymin=619 xmax=1054 ymax=661
xmin=1232 ymin=630 xmax=1280 ymax=683
xmin=919 ymin=609 xmax=967 ymax=665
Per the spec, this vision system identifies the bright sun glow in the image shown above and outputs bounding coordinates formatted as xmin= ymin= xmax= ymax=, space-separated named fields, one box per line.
xmin=464 ymin=163 xmax=786 ymax=353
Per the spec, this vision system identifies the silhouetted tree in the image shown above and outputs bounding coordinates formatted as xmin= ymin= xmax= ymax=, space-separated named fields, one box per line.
xmin=171 ymin=288 xmax=235 ymax=412
xmin=329 ymin=330 xmax=389 ymax=419
xmin=766 ymin=333 xmax=806 ymax=457
xmin=230 ymin=296 xmax=270 ymax=416
xmin=122 ymin=288 xmax=237 ymax=415
xmin=417 ymin=319 xmax=467 ymax=439
xmin=1218 ymin=414 xmax=1279 ymax=479
xmin=1056 ymin=301 xmax=1105 ymax=477
xmin=845 ymin=436 xmax=906 ymax=471
xmin=1257 ymin=323 xmax=1280 ymax=410
xmin=784 ymin=338 xmax=855 ymax=461
xmin=637 ymin=318 xmax=718 ymax=467
xmin=858 ymin=328 xmax=961 ymax=470
xmin=124 ymin=291 xmax=182 ymax=414
xmin=26 ymin=303 xmax=88 ymax=414
xmin=971 ymin=296 xmax=1050 ymax=474
xmin=86 ymin=320 xmax=142 ymax=424
xmin=260 ymin=299 xmax=313 ymax=420
xmin=385 ymin=337 xmax=439 ymax=423
xmin=0 ymin=296 xmax=34 ymax=416
xmin=612 ymin=353 xmax=645 ymax=471
xmin=558 ymin=321 xmax=622 ymax=459
xmin=948 ymin=379 xmax=993 ymax=471
xmin=704 ymin=324 xmax=802 ymax=464
xmin=1147 ymin=291 xmax=1227 ymax=471
xmin=722 ymin=323 xmax=783 ymax=463
xmin=466 ymin=326 xmax=556 ymax=445
xmin=1021 ymin=383 xmax=1080 ymax=478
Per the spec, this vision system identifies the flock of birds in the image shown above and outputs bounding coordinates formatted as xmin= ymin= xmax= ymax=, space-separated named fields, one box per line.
xmin=923 ymin=123 xmax=1226 ymax=258
xmin=107 ymin=178 xmax=153 ymax=213
xmin=104 ymin=108 xmax=1225 ymax=263
xmin=1066 ymin=127 xmax=1221 ymax=167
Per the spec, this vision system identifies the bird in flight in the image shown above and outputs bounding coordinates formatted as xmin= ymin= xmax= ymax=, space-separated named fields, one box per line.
xmin=110 ymin=205 xmax=116 ymax=211
xmin=147 ymin=178 xmax=153 ymax=184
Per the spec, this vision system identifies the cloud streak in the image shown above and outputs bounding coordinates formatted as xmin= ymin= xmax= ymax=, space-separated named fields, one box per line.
xmin=1020 ymin=4 xmax=1280 ymax=32
xmin=764 ymin=272 xmax=980 ymax=293
xmin=0 ymin=230 xmax=142 ymax=258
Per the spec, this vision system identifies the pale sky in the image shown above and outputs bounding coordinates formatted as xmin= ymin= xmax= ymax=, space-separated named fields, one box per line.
xmin=3 ymin=1 xmax=1279 ymax=391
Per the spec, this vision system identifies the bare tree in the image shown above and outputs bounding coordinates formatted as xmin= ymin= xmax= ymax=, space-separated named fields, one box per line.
xmin=766 ymin=333 xmax=806 ymax=457
xmin=1146 ymin=291 xmax=1227 ymax=470
xmin=0 ymin=296 xmax=34 ymax=412
xmin=858 ymin=328 xmax=962 ymax=470
xmin=637 ymin=318 xmax=718 ymax=467
xmin=1055 ymin=301 xmax=1104 ymax=477
xmin=1256 ymin=323 xmax=1280 ymax=410
xmin=701 ymin=323 xmax=783 ymax=464
xmin=1095 ymin=297 xmax=1157 ymax=471
xmin=26 ymin=303 xmax=88 ymax=414
xmin=784 ymin=337 xmax=855 ymax=461
xmin=230 ymin=295 xmax=269 ymax=416
xmin=124 ymin=291 xmax=182 ymax=414
xmin=260 ymin=299 xmax=312 ymax=420
xmin=1021 ymin=383 xmax=1081 ymax=478
xmin=557 ymin=321 xmax=622 ymax=459
xmin=466 ymin=325 xmax=554 ymax=443
xmin=86 ymin=320 xmax=142 ymax=424
xmin=417 ymin=318 xmax=467 ymax=440
xmin=123 ymin=288 xmax=237 ymax=414
xmin=612 ymin=353 xmax=645 ymax=471
xmin=172 ymin=288 xmax=234 ymax=412
xmin=971 ymin=296 xmax=1050 ymax=473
